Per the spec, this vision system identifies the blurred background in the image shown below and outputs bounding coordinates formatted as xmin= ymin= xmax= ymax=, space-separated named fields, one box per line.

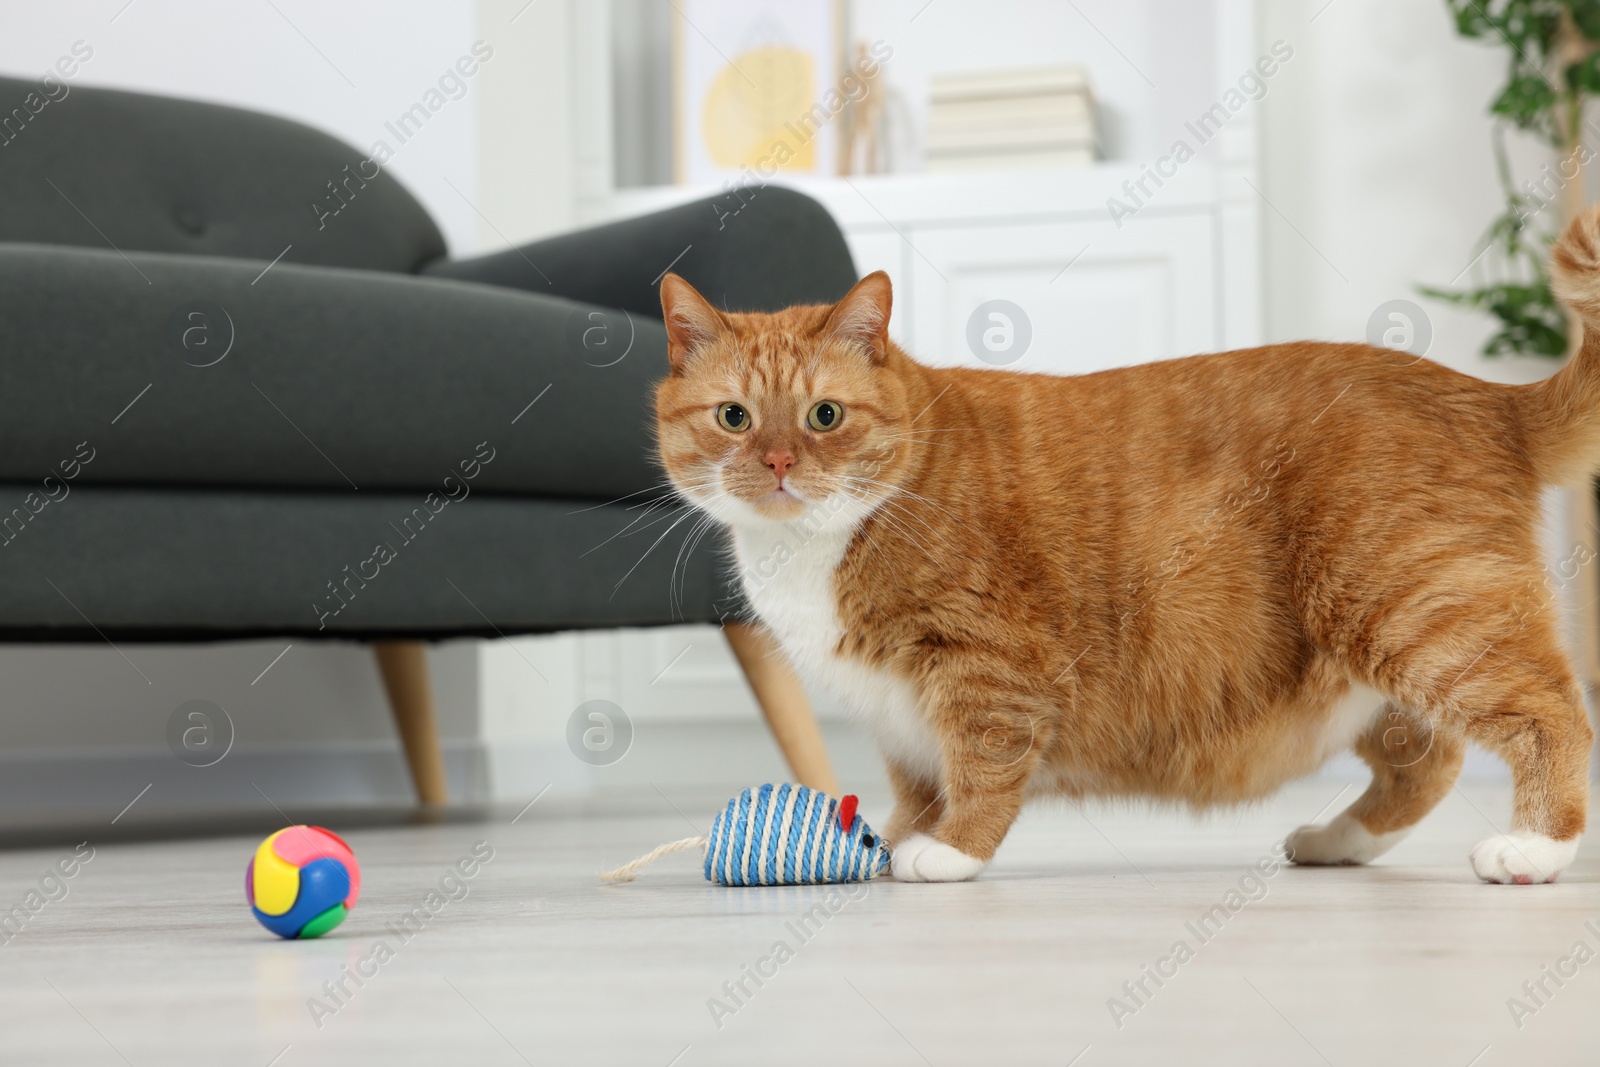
xmin=1 ymin=0 xmax=1592 ymax=822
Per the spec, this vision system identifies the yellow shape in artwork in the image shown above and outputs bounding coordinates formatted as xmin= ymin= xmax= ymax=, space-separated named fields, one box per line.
xmin=702 ymin=45 xmax=816 ymax=171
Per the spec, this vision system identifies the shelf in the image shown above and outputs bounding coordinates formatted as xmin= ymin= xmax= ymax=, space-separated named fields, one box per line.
xmin=599 ymin=159 xmax=1226 ymax=231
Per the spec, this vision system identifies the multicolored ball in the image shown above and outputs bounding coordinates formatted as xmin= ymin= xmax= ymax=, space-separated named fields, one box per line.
xmin=247 ymin=825 xmax=361 ymax=939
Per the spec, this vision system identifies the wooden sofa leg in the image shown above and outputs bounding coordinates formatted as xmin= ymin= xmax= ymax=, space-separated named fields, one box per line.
xmin=724 ymin=622 xmax=840 ymax=795
xmin=373 ymin=641 xmax=449 ymax=806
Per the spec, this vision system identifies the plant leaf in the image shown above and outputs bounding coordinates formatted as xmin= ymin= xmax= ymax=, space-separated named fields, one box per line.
xmin=1491 ymin=68 xmax=1558 ymax=128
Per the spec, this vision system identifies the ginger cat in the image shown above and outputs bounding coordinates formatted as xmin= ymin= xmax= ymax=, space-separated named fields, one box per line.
xmin=652 ymin=208 xmax=1600 ymax=885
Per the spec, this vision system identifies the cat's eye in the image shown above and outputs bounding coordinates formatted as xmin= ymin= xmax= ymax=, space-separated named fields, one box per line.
xmin=807 ymin=400 xmax=843 ymax=431
xmin=716 ymin=403 xmax=750 ymax=432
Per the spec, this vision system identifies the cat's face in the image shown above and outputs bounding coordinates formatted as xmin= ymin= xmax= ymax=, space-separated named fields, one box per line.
xmin=654 ymin=272 xmax=912 ymax=526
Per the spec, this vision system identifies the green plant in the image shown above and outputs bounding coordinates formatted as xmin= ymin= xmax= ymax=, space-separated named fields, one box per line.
xmin=1423 ymin=0 xmax=1600 ymax=357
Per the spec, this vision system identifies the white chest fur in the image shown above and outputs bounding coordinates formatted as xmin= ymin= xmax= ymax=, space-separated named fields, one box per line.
xmin=729 ymin=503 xmax=944 ymax=782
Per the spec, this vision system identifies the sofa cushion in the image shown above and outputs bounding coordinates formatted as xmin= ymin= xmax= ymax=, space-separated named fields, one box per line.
xmin=0 ymin=244 xmax=672 ymax=502
xmin=0 ymin=484 xmax=737 ymax=638
xmin=428 ymin=186 xmax=860 ymax=318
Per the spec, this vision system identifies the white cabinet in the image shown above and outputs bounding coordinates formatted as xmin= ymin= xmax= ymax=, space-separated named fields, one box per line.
xmin=904 ymin=213 xmax=1218 ymax=374
xmin=603 ymin=159 xmax=1258 ymax=378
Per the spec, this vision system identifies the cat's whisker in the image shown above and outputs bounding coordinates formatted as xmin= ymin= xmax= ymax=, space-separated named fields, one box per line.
xmin=580 ymin=512 xmax=676 ymax=560
xmin=671 ymin=497 xmax=733 ymax=612
xmin=581 ymin=496 xmax=695 ymax=559
xmin=669 ymin=508 xmax=707 ymax=591
xmin=848 ymin=475 xmax=954 ymax=513
xmin=834 ymin=487 xmax=900 ymax=572
xmin=565 ymin=481 xmax=686 ymax=515
xmin=847 ymin=491 xmax=935 ymax=555
xmin=879 ymin=429 xmax=966 ymax=439
xmin=627 ymin=479 xmax=718 ymax=510
xmin=609 ymin=506 xmax=702 ymax=601
xmin=857 ymin=495 xmax=953 ymax=556
xmin=880 ymin=508 xmax=944 ymax=557
xmin=840 ymin=475 xmax=959 ymax=540
xmin=870 ymin=513 xmax=931 ymax=555
xmin=669 ymin=521 xmax=702 ymax=614
xmin=873 ymin=437 xmax=958 ymax=452
xmin=673 ymin=524 xmax=714 ymax=613
xmin=879 ymin=429 xmax=961 ymax=441
xmin=614 ymin=493 xmax=687 ymax=526
xmin=857 ymin=490 xmax=963 ymax=558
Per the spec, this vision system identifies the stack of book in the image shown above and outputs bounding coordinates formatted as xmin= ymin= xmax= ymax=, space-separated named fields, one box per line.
xmin=924 ymin=66 xmax=1098 ymax=173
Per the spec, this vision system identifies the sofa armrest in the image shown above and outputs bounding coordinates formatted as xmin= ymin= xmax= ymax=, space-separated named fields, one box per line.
xmin=423 ymin=186 xmax=859 ymax=316
xmin=0 ymin=243 xmax=668 ymax=502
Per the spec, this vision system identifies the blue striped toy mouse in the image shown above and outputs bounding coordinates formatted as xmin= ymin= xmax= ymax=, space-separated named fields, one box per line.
xmin=600 ymin=784 xmax=890 ymax=886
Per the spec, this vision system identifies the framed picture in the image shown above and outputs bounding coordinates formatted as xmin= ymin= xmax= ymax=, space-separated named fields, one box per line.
xmin=673 ymin=0 xmax=846 ymax=185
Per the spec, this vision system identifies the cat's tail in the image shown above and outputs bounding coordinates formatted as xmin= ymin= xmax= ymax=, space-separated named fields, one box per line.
xmin=1524 ymin=203 xmax=1600 ymax=484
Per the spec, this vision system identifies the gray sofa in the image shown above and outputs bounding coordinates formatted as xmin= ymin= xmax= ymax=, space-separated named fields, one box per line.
xmin=0 ymin=76 xmax=853 ymax=802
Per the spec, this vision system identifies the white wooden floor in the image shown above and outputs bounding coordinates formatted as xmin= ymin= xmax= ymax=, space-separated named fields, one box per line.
xmin=0 ymin=780 xmax=1593 ymax=1066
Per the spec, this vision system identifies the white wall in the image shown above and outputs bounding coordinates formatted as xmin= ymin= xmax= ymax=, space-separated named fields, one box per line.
xmin=474 ymin=0 xmax=583 ymax=245
xmin=1 ymin=0 xmax=484 ymax=255
xmin=1258 ymin=0 xmax=1567 ymax=383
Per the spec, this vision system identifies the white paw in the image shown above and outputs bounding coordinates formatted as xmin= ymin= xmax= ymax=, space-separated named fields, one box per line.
xmin=1469 ymin=832 xmax=1579 ymax=884
xmin=890 ymin=832 xmax=987 ymax=882
xmin=1285 ymin=812 xmax=1409 ymax=866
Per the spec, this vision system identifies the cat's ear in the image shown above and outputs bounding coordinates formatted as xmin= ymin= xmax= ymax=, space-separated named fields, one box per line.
xmin=822 ymin=271 xmax=893 ymax=365
xmin=659 ymin=273 xmax=727 ymax=373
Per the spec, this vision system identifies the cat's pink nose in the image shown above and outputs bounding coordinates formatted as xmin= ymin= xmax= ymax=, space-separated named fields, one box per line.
xmin=765 ymin=449 xmax=794 ymax=484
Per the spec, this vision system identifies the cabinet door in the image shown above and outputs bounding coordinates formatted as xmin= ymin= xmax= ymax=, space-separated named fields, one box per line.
xmin=906 ymin=214 xmax=1218 ymax=377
